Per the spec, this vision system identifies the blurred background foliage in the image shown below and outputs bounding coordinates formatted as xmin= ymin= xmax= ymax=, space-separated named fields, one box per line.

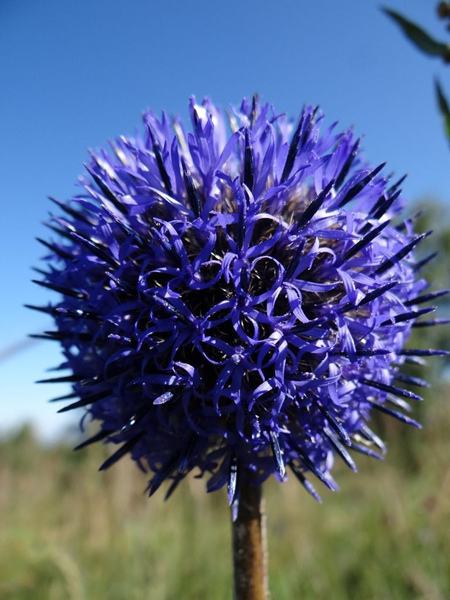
xmin=1 ymin=375 xmax=449 ymax=600
xmin=383 ymin=3 xmax=450 ymax=143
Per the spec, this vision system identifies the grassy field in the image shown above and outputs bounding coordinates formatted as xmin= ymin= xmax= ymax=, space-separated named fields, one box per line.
xmin=1 ymin=385 xmax=449 ymax=600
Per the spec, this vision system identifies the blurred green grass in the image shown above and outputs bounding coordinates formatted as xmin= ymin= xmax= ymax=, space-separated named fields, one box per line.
xmin=0 ymin=386 xmax=449 ymax=599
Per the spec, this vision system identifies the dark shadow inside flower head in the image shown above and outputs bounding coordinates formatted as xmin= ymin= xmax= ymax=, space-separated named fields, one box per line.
xmin=31 ymin=96 xmax=447 ymax=504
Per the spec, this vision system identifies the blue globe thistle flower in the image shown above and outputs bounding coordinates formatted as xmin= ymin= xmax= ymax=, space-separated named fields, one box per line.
xmin=31 ymin=97 xmax=447 ymax=503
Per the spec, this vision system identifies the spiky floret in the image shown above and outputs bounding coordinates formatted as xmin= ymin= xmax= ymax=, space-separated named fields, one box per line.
xmin=32 ymin=97 xmax=446 ymax=503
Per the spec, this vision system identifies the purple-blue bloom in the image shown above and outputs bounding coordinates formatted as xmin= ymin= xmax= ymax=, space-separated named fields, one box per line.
xmin=31 ymin=97 xmax=447 ymax=503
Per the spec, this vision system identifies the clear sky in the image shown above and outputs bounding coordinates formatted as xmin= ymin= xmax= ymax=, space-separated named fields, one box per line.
xmin=1 ymin=0 xmax=449 ymax=438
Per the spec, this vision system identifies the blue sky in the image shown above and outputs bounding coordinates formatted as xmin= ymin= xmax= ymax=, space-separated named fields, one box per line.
xmin=1 ymin=0 xmax=449 ymax=438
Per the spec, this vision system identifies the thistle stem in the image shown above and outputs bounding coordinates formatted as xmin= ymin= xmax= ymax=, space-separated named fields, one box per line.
xmin=232 ymin=479 xmax=268 ymax=600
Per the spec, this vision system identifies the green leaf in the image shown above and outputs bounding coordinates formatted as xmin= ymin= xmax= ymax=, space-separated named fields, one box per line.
xmin=382 ymin=7 xmax=450 ymax=60
xmin=435 ymin=79 xmax=450 ymax=142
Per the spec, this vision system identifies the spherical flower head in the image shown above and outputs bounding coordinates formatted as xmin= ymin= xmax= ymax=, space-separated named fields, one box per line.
xmin=32 ymin=96 xmax=446 ymax=503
